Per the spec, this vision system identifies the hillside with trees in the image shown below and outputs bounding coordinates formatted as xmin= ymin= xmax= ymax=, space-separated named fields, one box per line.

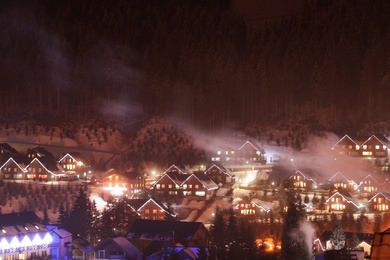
xmin=1 ymin=0 xmax=390 ymax=134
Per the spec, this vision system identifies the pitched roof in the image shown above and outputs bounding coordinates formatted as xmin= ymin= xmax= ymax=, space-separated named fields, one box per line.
xmin=163 ymin=164 xmax=189 ymax=175
xmin=127 ymin=219 xmax=207 ymax=247
xmin=95 ymin=237 xmax=144 ymax=257
xmin=0 ymin=143 xmax=19 ymax=155
xmin=368 ymin=192 xmax=390 ymax=202
xmin=332 ymin=134 xmax=358 ymax=148
xmin=360 ymin=134 xmax=390 ymax=147
xmin=190 ymin=173 xmax=218 ymax=190
xmin=0 ymin=211 xmax=48 ymax=237
xmin=126 ymin=197 xmax=174 ymax=217
xmin=289 ymin=170 xmax=318 ymax=185
xmin=58 ymin=152 xmax=89 ymax=166
xmin=28 ymin=157 xmax=62 ymax=172
xmin=325 ymin=192 xmax=365 ymax=209
xmin=204 ymin=163 xmax=235 ymax=178
xmin=238 ymin=140 xmax=265 ymax=154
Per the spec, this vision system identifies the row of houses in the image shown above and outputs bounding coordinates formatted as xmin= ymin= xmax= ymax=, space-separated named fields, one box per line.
xmin=0 ymin=211 xmax=209 ymax=260
xmin=285 ymin=170 xmax=390 ymax=196
xmin=100 ymin=164 xmax=235 ymax=198
xmin=332 ymin=134 xmax=390 ymax=158
xmin=0 ymin=143 xmax=90 ymax=181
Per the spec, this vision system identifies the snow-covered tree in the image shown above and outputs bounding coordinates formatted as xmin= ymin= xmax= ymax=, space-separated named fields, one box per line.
xmin=330 ymin=220 xmax=346 ymax=250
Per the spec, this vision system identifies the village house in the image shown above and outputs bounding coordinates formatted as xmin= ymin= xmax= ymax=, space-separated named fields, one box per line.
xmin=332 ymin=134 xmax=360 ymax=156
xmin=58 ymin=152 xmax=90 ymax=177
xmin=25 ymin=157 xmax=63 ymax=181
xmin=368 ymin=192 xmax=390 ymax=212
xmin=357 ymin=174 xmax=380 ymax=196
xmin=181 ymin=172 xmax=218 ymax=198
xmin=126 ymin=219 xmax=210 ymax=259
xmin=0 ymin=157 xmax=28 ymax=180
xmin=287 ymin=170 xmax=318 ymax=190
xmin=359 ymin=134 xmax=389 ymax=158
xmin=328 ymin=171 xmax=358 ymax=191
xmin=94 ymin=237 xmax=144 ymax=260
xmin=150 ymin=171 xmax=188 ymax=196
xmin=204 ymin=163 xmax=235 ymax=185
xmin=371 ymin=227 xmax=390 ymax=259
xmin=0 ymin=211 xmax=73 ymax=260
xmin=126 ymin=197 xmax=175 ymax=220
xmin=101 ymin=171 xmax=131 ymax=197
xmin=0 ymin=143 xmax=20 ymax=163
xmin=236 ymin=199 xmax=272 ymax=217
xmin=332 ymin=134 xmax=390 ymax=158
xmin=27 ymin=146 xmax=54 ymax=159
xmin=211 ymin=140 xmax=266 ymax=164
xmin=325 ymin=192 xmax=365 ymax=212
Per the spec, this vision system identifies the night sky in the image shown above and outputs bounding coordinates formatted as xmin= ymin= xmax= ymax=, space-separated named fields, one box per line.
xmin=1 ymin=0 xmax=390 ymax=133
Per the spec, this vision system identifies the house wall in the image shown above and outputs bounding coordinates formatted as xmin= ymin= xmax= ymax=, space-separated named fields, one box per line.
xmin=139 ymin=200 xmax=165 ymax=220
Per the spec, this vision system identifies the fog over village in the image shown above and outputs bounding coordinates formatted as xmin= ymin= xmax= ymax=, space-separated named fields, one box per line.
xmin=2 ymin=0 xmax=390 ymax=260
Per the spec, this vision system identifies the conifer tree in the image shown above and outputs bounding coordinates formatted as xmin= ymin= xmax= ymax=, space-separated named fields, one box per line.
xmin=210 ymin=206 xmax=226 ymax=259
xmin=281 ymin=193 xmax=307 ymax=259
xmin=68 ymin=187 xmax=91 ymax=239
xmin=330 ymin=220 xmax=346 ymax=250
xmin=43 ymin=207 xmax=50 ymax=225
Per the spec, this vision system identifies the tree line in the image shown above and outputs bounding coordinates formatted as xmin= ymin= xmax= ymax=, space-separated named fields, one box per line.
xmin=1 ymin=0 xmax=390 ymax=133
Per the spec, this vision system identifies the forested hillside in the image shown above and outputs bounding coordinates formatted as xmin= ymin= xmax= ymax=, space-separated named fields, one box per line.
xmin=1 ymin=0 xmax=390 ymax=134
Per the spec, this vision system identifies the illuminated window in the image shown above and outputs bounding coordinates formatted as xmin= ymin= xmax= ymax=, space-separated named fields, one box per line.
xmin=153 ymin=209 xmax=157 ymax=214
xmin=156 ymin=184 xmax=160 ymax=189
xmin=168 ymin=184 xmax=172 ymax=189
xmin=376 ymin=145 xmax=380 ymax=149
xmin=161 ymin=184 xmax=165 ymax=189
xmin=183 ymin=184 xmax=187 ymax=189
xmin=195 ymin=185 xmax=199 ymax=189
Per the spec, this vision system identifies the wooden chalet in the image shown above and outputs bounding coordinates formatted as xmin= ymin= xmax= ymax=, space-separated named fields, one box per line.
xmin=27 ymin=146 xmax=54 ymax=159
xmin=0 ymin=157 xmax=28 ymax=180
xmin=0 ymin=211 xmax=73 ymax=260
xmin=94 ymin=237 xmax=144 ymax=260
xmin=328 ymin=171 xmax=358 ymax=191
xmin=236 ymin=199 xmax=272 ymax=216
xmin=150 ymin=172 xmax=188 ymax=196
xmin=371 ymin=228 xmax=390 ymax=259
xmin=332 ymin=134 xmax=360 ymax=156
xmin=126 ymin=219 xmax=210 ymax=257
xmin=126 ymin=171 xmax=146 ymax=195
xmin=101 ymin=171 xmax=130 ymax=196
xmin=358 ymin=174 xmax=380 ymax=195
xmin=368 ymin=192 xmax=390 ymax=212
xmin=332 ymin=134 xmax=390 ymax=158
xmin=126 ymin=197 xmax=175 ymax=220
xmin=236 ymin=141 xmax=266 ymax=164
xmin=163 ymin=164 xmax=189 ymax=175
xmin=288 ymin=170 xmax=318 ymax=190
xmin=0 ymin=143 xmax=19 ymax=163
xmin=58 ymin=152 xmax=90 ymax=175
xmin=204 ymin=164 xmax=235 ymax=185
xmin=181 ymin=172 xmax=218 ymax=198
xmin=325 ymin=192 xmax=364 ymax=212
xmin=25 ymin=157 xmax=62 ymax=181
xmin=360 ymin=134 xmax=389 ymax=158
xmin=380 ymin=178 xmax=390 ymax=191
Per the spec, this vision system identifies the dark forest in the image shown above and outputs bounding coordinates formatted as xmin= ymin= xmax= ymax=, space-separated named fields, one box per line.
xmin=1 ymin=0 xmax=390 ymax=134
